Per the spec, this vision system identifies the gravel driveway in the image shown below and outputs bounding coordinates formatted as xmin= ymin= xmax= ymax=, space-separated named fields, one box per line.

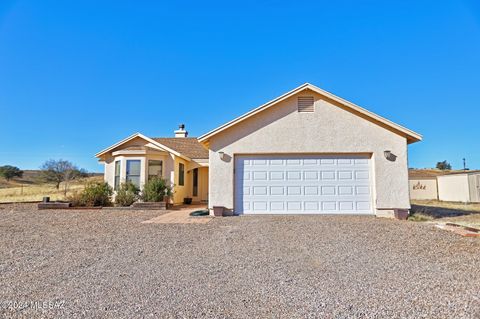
xmin=1 ymin=204 xmax=479 ymax=318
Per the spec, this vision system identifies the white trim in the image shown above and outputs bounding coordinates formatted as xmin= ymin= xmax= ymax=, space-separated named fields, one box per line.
xmin=112 ymin=150 xmax=147 ymax=156
xmin=198 ymin=83 xmax=422 ymax=144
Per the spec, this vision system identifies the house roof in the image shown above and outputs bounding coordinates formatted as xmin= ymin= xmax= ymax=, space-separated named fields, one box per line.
xmin=198 ymin=83 xmax=422 ymax=145
xmin=152 ymin=138 xmax=209 ymax=159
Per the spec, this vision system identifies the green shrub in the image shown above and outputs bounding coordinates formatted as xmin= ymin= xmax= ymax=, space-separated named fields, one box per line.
xmin=80 ymin=181 xmax=113 ymax=207
xmin=67 ymin=191 xmax=86 ymax=207
xmin=115 ymin=182 xmax=140 ymax=207
xmin=141 ymin=177 xmax=173 ymax=202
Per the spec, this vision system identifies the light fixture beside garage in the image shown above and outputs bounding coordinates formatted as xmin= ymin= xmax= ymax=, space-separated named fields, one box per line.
xmin=218 ymin=151 xmax=226 ymax=160
xmin=384 ymin=150 xmax=397 ymax=162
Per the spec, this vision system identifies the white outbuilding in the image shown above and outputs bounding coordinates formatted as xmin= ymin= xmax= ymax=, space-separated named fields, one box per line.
xmin=437 ymin=171 xmax=480 ymax=203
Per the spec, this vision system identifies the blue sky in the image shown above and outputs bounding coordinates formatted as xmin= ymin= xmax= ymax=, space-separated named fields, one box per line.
xmin=1 ymin=0 xmax=479 ymax=172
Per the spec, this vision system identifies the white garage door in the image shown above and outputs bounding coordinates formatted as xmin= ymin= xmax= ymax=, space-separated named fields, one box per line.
xmin=235 ymin=155 xmax=373 ymax=215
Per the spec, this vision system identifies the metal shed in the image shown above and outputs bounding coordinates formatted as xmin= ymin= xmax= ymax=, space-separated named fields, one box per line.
xmin=437 ymin=171 xmax=480 ymax=203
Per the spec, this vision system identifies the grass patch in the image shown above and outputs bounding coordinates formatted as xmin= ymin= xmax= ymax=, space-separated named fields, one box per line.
xmin=0 ymin=176 xmax=102 ymax=203
xmin=408 ymin=213 xmax=434 ymax=222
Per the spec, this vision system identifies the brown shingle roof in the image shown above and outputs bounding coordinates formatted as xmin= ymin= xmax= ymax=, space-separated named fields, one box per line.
xmin=152 ymin=137 xmax=209 ymax=159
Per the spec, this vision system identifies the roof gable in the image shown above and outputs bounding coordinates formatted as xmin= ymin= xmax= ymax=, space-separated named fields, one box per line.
xmin=95 ymin=133 xmax=191 ymax=160
xmin=96 ymin=133 xmax=209 ymax=161
xmin=198 ymin=83 xmax=422 ymax=145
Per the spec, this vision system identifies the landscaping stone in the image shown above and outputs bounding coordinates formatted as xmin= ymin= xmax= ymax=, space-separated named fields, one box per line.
xmin=37 ymin=202 xmax=71 ymax=209
xmin=131 ymin=202 xmax=168 ymax=210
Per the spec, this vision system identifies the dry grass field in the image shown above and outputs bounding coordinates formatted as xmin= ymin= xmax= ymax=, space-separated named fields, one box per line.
xmin=0 ymin=172 xmax=102 ymax=203
xmin=410 ymin=199 xmax=480 ymax=227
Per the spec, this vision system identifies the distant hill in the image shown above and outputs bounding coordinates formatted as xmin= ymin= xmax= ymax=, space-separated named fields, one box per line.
xmin=0 ymin=170 xmax=102 ymax=189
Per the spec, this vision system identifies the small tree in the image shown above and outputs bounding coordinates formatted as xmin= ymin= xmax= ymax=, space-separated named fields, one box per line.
xmin=141 ymin=177 xmax=173 ymax=202
xmin=0 ymin=165 xmax=23 ymax=181
xmin=39 ymin=159 xmax=85 ymax=195
xmin=436 ymin=160 xmax=452 ymax=170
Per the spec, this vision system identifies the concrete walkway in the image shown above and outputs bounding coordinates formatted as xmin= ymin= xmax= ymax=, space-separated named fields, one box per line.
xmin=142 ymin=205 xmax=212 ymax=224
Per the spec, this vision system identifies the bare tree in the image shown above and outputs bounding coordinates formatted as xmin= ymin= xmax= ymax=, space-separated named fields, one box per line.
xmin=39 ymin=159 xmax=86 ymax=195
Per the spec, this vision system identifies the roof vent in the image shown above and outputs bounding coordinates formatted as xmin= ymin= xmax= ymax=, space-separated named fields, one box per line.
xmin=298 ymin=96 xmax=315 ymax=113
xmin=174 ymin=124 xmax=188 ymax=138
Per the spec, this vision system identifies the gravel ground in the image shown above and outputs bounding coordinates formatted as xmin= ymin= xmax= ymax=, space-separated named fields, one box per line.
xmin=1 ymin=203 xmax=480 ymax=318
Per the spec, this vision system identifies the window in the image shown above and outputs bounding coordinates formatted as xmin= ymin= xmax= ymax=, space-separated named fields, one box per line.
xmin=148 ymin=160 xmax=163 ymax=181
xmin=126 ymin=160 xmax=141 ymax=188
xmin=298 ymin=96 xmax=315 ymax=112
xmin=192 ymin=168 xmax=198 ymax=197
xmin=114 ymin=161 xmax=121 ymax=191
xmin=178 ymin=163 xmax=185 ymax=186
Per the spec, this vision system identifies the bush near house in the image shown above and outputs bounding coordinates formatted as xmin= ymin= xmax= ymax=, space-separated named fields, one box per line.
xmin=141 ymin=177 xmax=173 ymax=202
xmin=68 ymin=181 xmax=113 ymax=207
xmin=115 ymin=182 xmax=140 ymax=207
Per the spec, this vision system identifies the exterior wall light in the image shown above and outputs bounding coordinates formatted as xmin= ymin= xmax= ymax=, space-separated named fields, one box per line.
xmin=384 ymin=150 xmax=397 ymax=162
xmin=218 ymin=151 xmax=225 ymax=160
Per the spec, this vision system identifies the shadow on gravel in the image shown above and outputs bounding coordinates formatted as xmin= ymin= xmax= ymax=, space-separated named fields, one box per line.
xmin=411 ymin=204 xmax=480 ymax=219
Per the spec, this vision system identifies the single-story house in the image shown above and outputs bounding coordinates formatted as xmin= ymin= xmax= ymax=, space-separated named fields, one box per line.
xmin=96 ymin=83 xmax=422 ymax=217
xmin=408 ymin=169 xmax=446 ymax=200
xmin=437 ymin=171 xmax=480 ymax=203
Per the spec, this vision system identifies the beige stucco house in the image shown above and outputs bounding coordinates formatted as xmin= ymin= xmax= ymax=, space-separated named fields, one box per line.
xmin=97 ymin=83 xmax=422 ymax=217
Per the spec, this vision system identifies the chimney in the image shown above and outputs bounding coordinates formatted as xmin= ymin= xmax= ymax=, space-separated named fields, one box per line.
xmin=174 ymin=124 xmax=188 ymax=138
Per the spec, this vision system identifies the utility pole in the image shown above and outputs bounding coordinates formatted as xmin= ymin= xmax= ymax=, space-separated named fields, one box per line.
xmin=463 ymin=158 xmax=466 ymax=171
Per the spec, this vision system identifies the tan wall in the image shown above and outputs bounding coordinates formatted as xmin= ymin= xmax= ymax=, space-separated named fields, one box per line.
xmin=409 ymin=178 xmax=438 ymax=200
xmin=184 ymin=166 xmax=209 ymax=203
xmin=172 ymin=156 xmax=189 ymax=204
xmin=438 ymin=174 xmax=470 ymax=202
xmin=198 ymin=167 xmax=209 ymax=202
xmin=207 ymin=90 xmax=410 ymax=214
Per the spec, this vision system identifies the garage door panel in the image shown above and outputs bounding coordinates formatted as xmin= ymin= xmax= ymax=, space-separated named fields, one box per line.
xmin=235 ymin=155 xmax=373 ymax=215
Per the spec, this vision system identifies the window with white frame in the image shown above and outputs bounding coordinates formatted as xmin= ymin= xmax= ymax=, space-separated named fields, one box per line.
xmin=114 ymin=160 xmax=121 ymax=191
xmin=148 ymin=160 xmax=163 ymax=181
xmin=126 ymin=160 xmax=141 ymax=188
